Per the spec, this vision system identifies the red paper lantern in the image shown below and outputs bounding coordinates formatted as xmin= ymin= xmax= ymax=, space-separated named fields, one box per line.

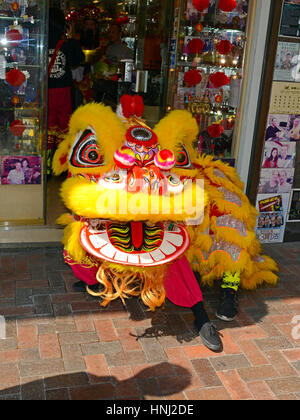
xmin=5 ymin=69 xmax=26 ymax=87
xmin=187 ymin=38 xmax=205 ymax=54
xmin=209 ymin=71 xmax=230 ymax=88
xmin=218 ymin=0 xmax=237 ymax=12
xmin=6 ymin=29 xmax=22 ymax=46
xmin=9 ymin=120 xmax=25 ymax=137
xmin=207 ymin=123 xmax=224 ymax=138
xmin=193 ymin=0 xmax=210 ymax=12
xmin=216 ymin=39 xmax=233 ymax=55
xmin=115 ymin=15 xmax=130 ymax=25
xmin=184 ymin=69 xmax=202 ymax=86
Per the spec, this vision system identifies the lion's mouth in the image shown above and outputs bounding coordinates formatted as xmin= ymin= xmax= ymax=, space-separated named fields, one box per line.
xmin=80 ymin=220 xmax=189 ymax=266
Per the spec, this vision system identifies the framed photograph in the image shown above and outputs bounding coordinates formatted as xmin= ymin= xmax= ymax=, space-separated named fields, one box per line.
xmin=1 ymin=155 xmax=42 ymax=185
xmin=274 ymin=41 xmax=300 ymax=82
xmin=258 ymin=168 xmax=295 ymax=194
xmin=262 ymin=141 xmax=296 ymax=168
xmin=287 ymin=188 xmax=300 ymax=221
xmin=264 ymin=113 xmax=300 ymax=142
xmin=280 ymin=2 xmax=300 ymax=37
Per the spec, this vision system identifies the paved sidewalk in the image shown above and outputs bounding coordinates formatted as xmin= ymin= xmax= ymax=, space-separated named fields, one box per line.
xmin=0 ymin=242 xmax=299 ymax=400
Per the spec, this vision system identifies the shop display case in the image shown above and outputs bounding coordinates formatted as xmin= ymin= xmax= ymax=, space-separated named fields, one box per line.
xmin=166 ymin=0 xmax=250 ymax=162
xmin=0 ymin=0 xmax=48 ymax=225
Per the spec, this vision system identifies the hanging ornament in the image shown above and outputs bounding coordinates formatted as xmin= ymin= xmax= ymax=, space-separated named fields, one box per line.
xmin=195 ymin=23 xmax=204 ymax=33
xmin=214 ymin=94 xmax=223 ymax=104
xmin=218 ymin=0 xmax=237 ymax=12
xmin=207 ymin=123 xmax=224 ymax=138
xmin=11 ymin=1 xmax=19 ymax=12
xmin=6 ymin=29 xmax=22 ymax=46
xmin=216 ymin=39 xmax=233 ymax=55
xmin=209 ymin=71 xmax=230 ymax=88
xmin=12 ymin=95 xmax=20 ymax=106
xmin=184 ymin=69 xmax=202 ymax=86
xmin=5 ymin=69 xmax=26 ymax=87
xmin=187 ymin=38 xmax=205 ymax=54
xmin=115 ymin=14 xmax=130 ymax=25
xmin=193 ymin=0 xmax=210 ymax=12
xmin=9 ymin=119 xmax=25 ymax=137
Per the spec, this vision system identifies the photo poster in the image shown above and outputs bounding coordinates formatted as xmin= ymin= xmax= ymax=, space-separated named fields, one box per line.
xmin=261 ymin=141 xmax=296 ymax=169
xmin=280 ymin=1 xmax=300 ymax=37
xmin=1 ymin=155 xmax=42 ymax=185
xmin=258 ymin=168 xmax=295 ymax=195
xmin=274 ymin=41 xmax=300 ymax=82
xmin=255 ymin=193 xmax=290 ymax=243
xmin=264 ymin=113 xmax=300 ymax=142
xmin=287 ymin=188 xmax=300 ymax=221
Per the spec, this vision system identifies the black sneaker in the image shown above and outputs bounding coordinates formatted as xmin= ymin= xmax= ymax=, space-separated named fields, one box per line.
xmin=194 ymin=321 xmax=223 ymax=352
xmin=216 ymin=288 xmax=238 ymax=321
xmin=72 ymin=280 xmax=100 ymax=293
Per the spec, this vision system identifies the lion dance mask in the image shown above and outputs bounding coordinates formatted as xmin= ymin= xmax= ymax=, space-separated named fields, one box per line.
xmin=53 ymin=95 xmax=278 ymax=311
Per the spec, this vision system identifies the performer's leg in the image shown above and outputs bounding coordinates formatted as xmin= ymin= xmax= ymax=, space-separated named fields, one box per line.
xmin=216 ymin=271 xmax=240 ymax=321
xmin=164 ymin=256 xmax=222 ymax=352
xmin=63 ymin=250 xmax=100 ymax=292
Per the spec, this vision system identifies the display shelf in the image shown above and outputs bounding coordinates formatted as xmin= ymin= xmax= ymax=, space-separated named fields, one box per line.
xmin=167 ymin=0 xmax=250 ymax=161
xmin=0 ymin=1 xmax=47 ymax=225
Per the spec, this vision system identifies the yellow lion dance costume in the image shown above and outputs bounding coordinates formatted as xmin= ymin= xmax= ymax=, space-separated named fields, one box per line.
xmin=52 ymin=95 xmax=278 ymax=351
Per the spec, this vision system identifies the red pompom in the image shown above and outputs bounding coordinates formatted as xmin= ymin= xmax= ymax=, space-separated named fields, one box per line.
xmin=184 ymin=69 xmax=202 ymax=86
xmin=218 ymin=0 xmax=237 ymax=12
xmin=6 ymin=29 xmax=22 ymax=46
xmin=209 ymin=71 xmax=230 ymax=88
xmin=120 ymin=94 xmax=144 ymax=118
xmin=9 ymin=120 xmax=25 ymax=137
xmin=193 ymin=0 xmax=210 ymax=12
xmin=207 ymin=123 xmax=224 ymax=138
xmin=216 ymin=39 xmax=233 ymax=55
xmin=187 ymin=38 xmax=205 ymax=54
xmin=5 ymin=69 xmax=26 ymax=87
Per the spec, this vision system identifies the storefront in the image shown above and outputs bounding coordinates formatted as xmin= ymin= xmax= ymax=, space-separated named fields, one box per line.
xmin=0 ymin=0 xmax=299 ymax=244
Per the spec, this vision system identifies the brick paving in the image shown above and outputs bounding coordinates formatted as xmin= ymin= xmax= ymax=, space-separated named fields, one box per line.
xmin=0 ymin=243 xmax=299 ymax=400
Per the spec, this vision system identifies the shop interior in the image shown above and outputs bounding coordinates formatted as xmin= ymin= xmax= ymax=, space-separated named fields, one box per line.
xmin=46 ymin=0 xmax=173 ymax=226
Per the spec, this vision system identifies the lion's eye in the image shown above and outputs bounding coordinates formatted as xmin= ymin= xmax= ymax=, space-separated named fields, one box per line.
xmin=69 ymin=128 xmax=104 ymax=168
xmin=175 ymin=145 xmax=193 ymax=169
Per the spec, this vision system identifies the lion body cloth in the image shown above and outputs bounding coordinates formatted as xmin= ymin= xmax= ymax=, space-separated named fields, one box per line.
xmin=53 ymin=96 xmax=278 ymax=311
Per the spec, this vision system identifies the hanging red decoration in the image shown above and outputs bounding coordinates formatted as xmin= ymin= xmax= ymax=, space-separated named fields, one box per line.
xmin=209 ymin=71 xmax=230 ymax=88
xmin=5 ymin=69 xmax=26 ymax=87
xmin=215 ymin=94 xmax=223 ymax=103
xmin=195 ymin=23 xmax=204 ymax=33
xmin=207 ymin=123 xmax=224 ymax=138
xmin=193 ymin=0 xmax=210 ymax=12
xmin=216 ymin=39 xmax=233 ymax=55
xmin=115 ymin=15 xmax=130 ymax=25
xmin=11 ymin=1 xmax=19 ymax=12
xmin=6 ymin=29 xmax=22 ymax=46
xmin=184 ymin=69 xmax=202 ymax=86
xmin=218 ymin=0 xmax=237 ymax=12
xmin=187 ymin=38 xmax=205 ymax=54
xmin=12 ymin=95 xmax=20 ymax=105
xmin=9 ymin=120 xmax=25 ymax=137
